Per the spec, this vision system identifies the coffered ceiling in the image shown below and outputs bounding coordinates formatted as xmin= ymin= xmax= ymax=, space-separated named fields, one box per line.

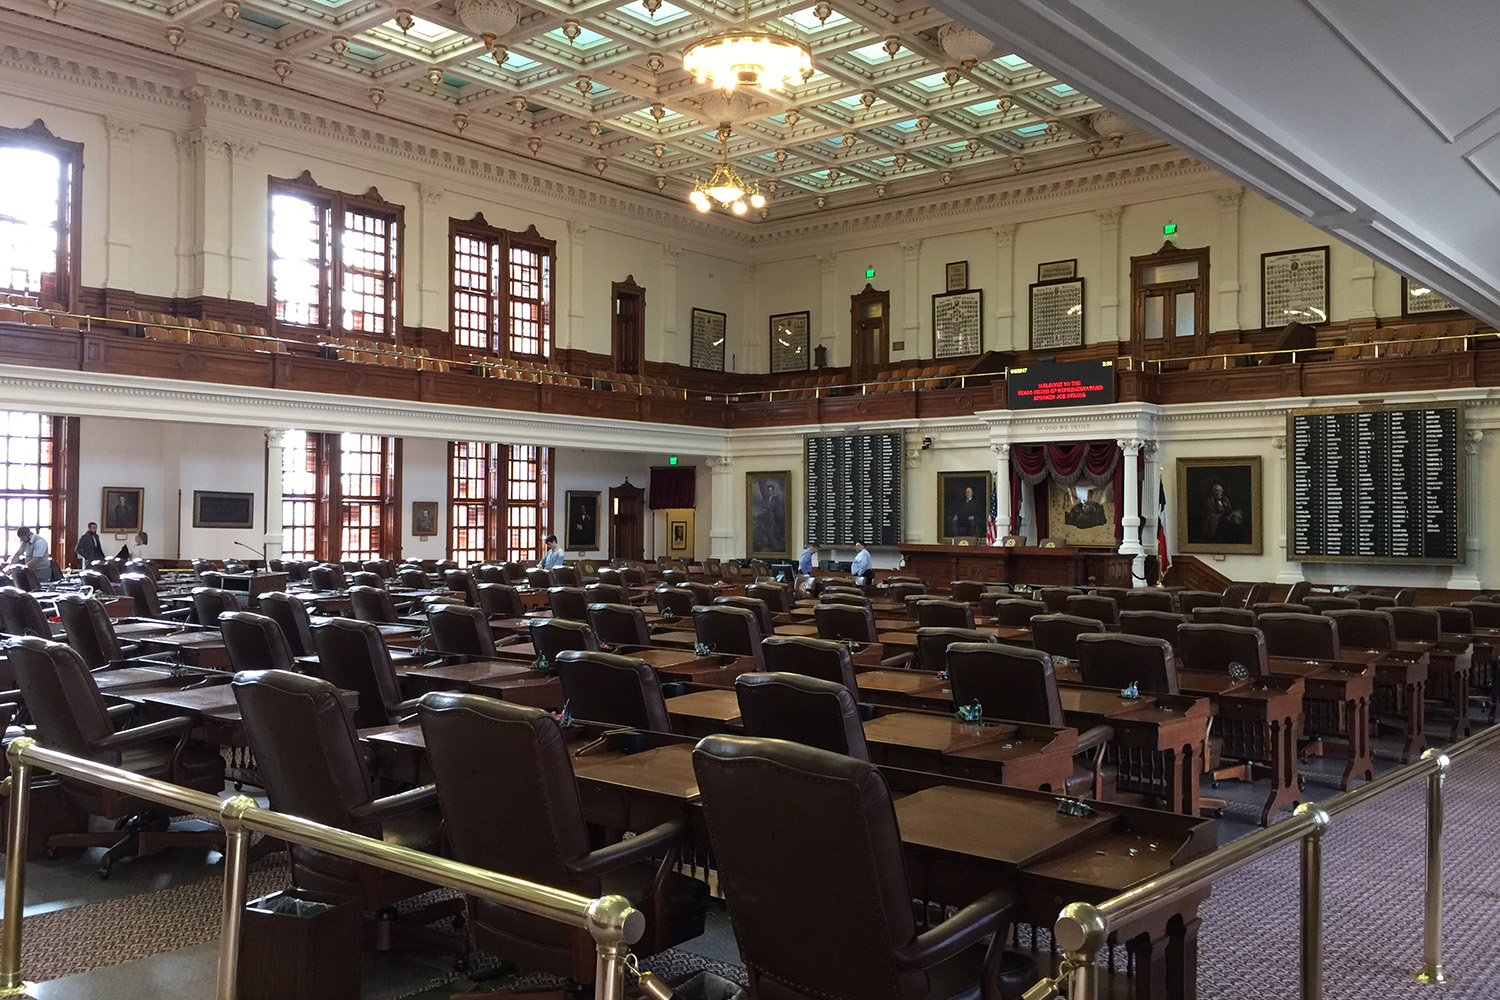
xmin=11 ymin=0 xmax=1164 ymax=219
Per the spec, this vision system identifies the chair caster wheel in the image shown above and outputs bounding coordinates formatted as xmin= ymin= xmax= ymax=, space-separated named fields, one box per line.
xmin=1298 ymin=777 xmax=1306 ymax=790
xmin=1211 ymin=780 xmax=1220 ymax=789
xmin=1298 ymin=756 xmax=1308 ymax=765
xmin=45 ymin=847 xmax=57 ymax=860
xmin=97 ymin=865 xmax=112 ymax=881
xmin=1211 ymin=807 xmax=1225 ymax=819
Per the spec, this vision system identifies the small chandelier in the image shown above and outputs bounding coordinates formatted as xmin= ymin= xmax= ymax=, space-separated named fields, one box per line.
xmin=688 ymin=130 xmax=765 ymax=216
xmin=683 ymin=1 xmax=811 ymax=91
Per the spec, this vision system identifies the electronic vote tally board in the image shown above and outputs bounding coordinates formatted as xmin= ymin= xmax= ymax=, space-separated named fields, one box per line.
xmin=805 ymin=432 xmax=903 ymax=546
xmin=1288 ymin=403 xmax=1463 ymax=564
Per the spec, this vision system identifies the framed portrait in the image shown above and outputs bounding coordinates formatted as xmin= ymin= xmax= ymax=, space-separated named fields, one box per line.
xmin=1029 ymin=278 xmax=1084 ymax=350
xmin=769 ymin=310 xmax=810 ymax=373
xmin=689 ymin=307 xmax=727 ymax=371
xmin=945 ymin=260 xmax=969 ymax=292
xmin=102 ymin=487 xmax=144 ymax=534
xmin=937 ymin=471 xmax=991 ymax=544
xmin=669 ymin=519 xmax=689 ymax=552
xmin=564 ymin=491 xmax=601 ymax=551
xmin=746 ymin=471 xmax=791 ymax=559
xmin=1402 ymin=276 xmax=1461 ymax=317
xmin=1046 ymin=480 xmax=1116 ymax=548
xmin=1038 ymin=258 xmax=1077 ymax=282
xmin=1176 ymin=456 xmax=1263 ymax=555
xmin=411 ymin=501 xmax=438 ymax=537
xmin=932 ymin=289 xmax=983 ymax=359
xmin=1262 ymin=246 xmax=1329 ymax=328
xmin=192 ymin=491 xmax=254 ymax=529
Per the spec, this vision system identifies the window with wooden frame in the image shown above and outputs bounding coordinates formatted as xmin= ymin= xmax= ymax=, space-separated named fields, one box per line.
xmin=280 ymin=430 xmax=320 ymax=562
xmin=446 ymin=441 xmax=553 ymax=563
xmin=269 ymin=172 xmax=403 ymax=341
xmin=280 ymin=431 xmax=400 ymax=561
xmin=449 ymin=216 xmax=555 ymax=361
xmin=0 ymin=412 xmax=72 ymax=560
xmin=0 ymin=121 xmax=83 ymax=309
xmin=1130 ymin=241 xmax=1210 ymax=359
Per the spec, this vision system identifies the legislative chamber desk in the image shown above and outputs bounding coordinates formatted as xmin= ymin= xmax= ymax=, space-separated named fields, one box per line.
xmin=897 ymin=544 xmax=1134 ymax=588
xmin=360 ymin=723 xmax=1216 ymax=1000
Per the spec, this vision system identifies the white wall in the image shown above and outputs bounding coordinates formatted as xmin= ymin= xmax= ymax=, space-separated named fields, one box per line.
xmin=552 ymin=448 xmax=656 ymax=560
xmin=401 ymin=437 xmax=449 ymax=562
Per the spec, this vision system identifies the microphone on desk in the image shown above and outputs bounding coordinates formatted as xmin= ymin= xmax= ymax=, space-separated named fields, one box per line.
xmin=232 ymin=540 xmax=269 ymax=574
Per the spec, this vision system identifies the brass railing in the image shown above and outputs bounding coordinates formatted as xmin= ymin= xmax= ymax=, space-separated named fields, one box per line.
xmin=1025 ymin=723 xmax=1500 ymax=1000
xmin=0 ymin=738 xmax=641 ymax=1000
xmin=1140 ymin=327 xmax=1498 ymax=372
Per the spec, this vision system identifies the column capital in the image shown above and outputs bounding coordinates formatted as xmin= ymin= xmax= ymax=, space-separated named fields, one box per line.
xmin=1466 ymin=428 xmax=1484 ymax=454
xmin=419 ymin=183 xmax=445 ymax=206
xmin=1272 ymin=435 xmax=1287 ymax=451
xmin=706 ymin=455 xmax=733 ymax=471
xmin=993 ymin=223 xmax=1019 ymax=247
xmin=818 ymin=252 xmax=837 ymax=274
xmin=103 ymin=118 xmax=136 ymax=144
xmin=1117 ymin=437 xmax=1144 ymax=455
xmin=1215 ymin=186 xmax=1246 ymax=211
xmin=567 ymin=220 xmax=590 ymax=241
xmin=991 ymin=442 xmax=1011 ymax=458
xmin=662 ymin=244 xmax=681 ymax=266
xmin=265 ymin=428 xmax=288 ymax=449
xmin=230 ymin=140 xmax=258 ymax=162
xmin=900 ymin=239 xmax=922 ymax=261
xmin=1097 ymin=205 xmax=1124 ymax=229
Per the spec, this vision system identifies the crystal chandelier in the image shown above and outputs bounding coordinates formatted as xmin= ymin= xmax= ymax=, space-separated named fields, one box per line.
xmin=689 ymin=129 xmax=766 ymax=215
xmin=455 ymin=0 xmax=519 ymax=49
xmin=683 ymin=1 xmax=811 ymax=91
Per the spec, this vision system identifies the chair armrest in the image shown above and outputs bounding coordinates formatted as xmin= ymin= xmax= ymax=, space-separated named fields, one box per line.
xmin=1075 ymin=724 xmax=1114 ymax=756
xmin=349 ymin=783 xmax=438 ymax=825
xmin=158 ymin=607 xmax=195 ymax=621
xmin=494 ymin=634 xmax=522 ymax=647
xmin=567 ymin=820 xmax=685 ymax=879
xmin=95 ymin=714 xmax=195 ymax=750
xmin=105 ymin=703 xmax=140 ymax=723
xmin=893 ymin=887 xmax=1016 ymax=971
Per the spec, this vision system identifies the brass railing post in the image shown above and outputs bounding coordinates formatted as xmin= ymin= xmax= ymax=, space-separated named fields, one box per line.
xmin=1296 ymin=803 xmax=1330 ymax=1000
xmin=1 ymin=737 xmax=37 ymax=997
xmin=1052 ymin=901 xmax=1107 ymax=1000
xmin=1412 ymin=749 xmax=1451 ymax=985
xmin=215 ymin=795 xmax=257 ymax=1000
xmin=586 ymin=894 xmax=641 ymax=1000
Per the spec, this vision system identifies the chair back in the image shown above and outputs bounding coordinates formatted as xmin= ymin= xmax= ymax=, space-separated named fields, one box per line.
xmin=1122 ymin=589 xmax=1176 ymax=613
xmin=554 ymin=650 xmax=671 ymax=732
xmin=308 ymin=564 xmax=346 ymax=592
xmin=548 ymin=566 xmax=582 ymax=588
xmin=761 ymin=636 xmax=859 ymax=692
xmin=192 ymin=587 xmax=239 ymax=628
xmin=347 ymin=571 xmax=384 ymax=590
xmin=653 ymin=586 xmax=696 ymax=618
xmin=119 ymin=573 xmax=163 ymax=618
xmin=525 ymin=568 xmax=551 ymax=590
xmin=914 ymin=626 xmax=995 ymax=672
xmin=660 ymin=569 xmax=688 ymax=586
xmin=584 ymin=583 xmax=629 ymax=606
xmin=1435 ymin=606 xmax=1475 ymax=635
xmin=54 ymin=593 xmax=126 ymax=667
xmin=310 ymin=618 xmax=406 ymax=729
xmin=885 ymin=583 xmax=928 ymax=602
xmin=1256 ymin=612 xmax=1340 ymax=660
xmin=529 ymin=618 xmax=599 ymax=663
xmin=813 ymin=603 xmax=877 ymax=644
xmin=821 ymin=592 xmax=872 ymax=611
xmin=1177 ymin=623 xmax=1269 ymax=676
xmin=1037 ymin=587 xmax=1082 ymax=614
xmin=5 ymin=564 xmax=40 ymax=592
xmin=473 ymin=564 xmax=506 ymax=584
xmin=548 ymin=587 xmax=589 ymax=621
xmin=91 ymin=559 xmax=123 ymax=583
xmin=989 ymin=598 xmax=1046 ymax=627
xmin=427 ymin=603 xmax=497 ymax=658
xmin=745 ymin=582 xmax=793 ymax=612
xmin=498 ymin=562 xmax=527 ymax=585
xmin=1076 ymin=633 xmax=1179 ymax=694
xmin=1286 ymin=581 xmax=1312 ymax=605
xmin=0 ymin=585 xmax=51 ymax=637
xmin=1252 ymin=602 xmax=1312 ymax=615
xmin=735 ymin=673 xmax=868 ymax=759
xmin=948 ymin=580 xmax=985 ymax=603
xmin=433 ymin=559 xmax=459 ymax=574
xmin=477 ymin=583 xmax=526 ymax=618
xmin=1327 ymin=608 xmax=1397 ymax=651
xmin=1304 ymin=596 xmax=1360 ymax=613
xmin=10 ymin=637 xmax=119 ymax=763
xmin=585 ymin=603 xmax=652 ymax=648
xmin=1118 ymin=610 xmax=1188 ymax=646
xmin=1455 ymin=601 xmax=1500 ymax=629
xmin=221 ymin=611 xmax=297 ymax=673
xmin=258 ymin=592 xmax=317 ymax=656
xmin=363 ymin=559 xmax=397 ymax=580
xmin=397 ymin=568 xmax=429 ymax=590
xmin=443 ymin=569 xmax=480 ymax=604
xmin=78 ymin=569 xmax=114 ymax=596
xmin=349 ymin=584 xmax=400 ymax=624
xmin=693 ymin=605 xmax=766 ymax=668
xmin=712 ymin=595 xmax=775 ymax=634
xmin=1350 ymin=593 xmax=1396 ymax=611
xmin=223 ymin=559 xmax=248 ymax=575
xmin=913 ymin=599 xmax=974 ymax=630
xmin=692 ymin=735 xmax=922 ymax=1000
xmin=1192 ymin=606 xmax=1257 ymax=627
xmin=1175 ymin=591 xmax=1223 ymax=616
xmin=596 ymin=567 xmax=626 ymax=589
xmin=946 ymin=642 xmax=1064 ymax=726
xmin=1065 ymin=593 xmax=1119 ymax=625
xmin=1030 ymin=613 xmax=1106 ymax=660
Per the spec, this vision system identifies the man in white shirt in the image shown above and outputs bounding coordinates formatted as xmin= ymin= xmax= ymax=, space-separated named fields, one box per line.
xmin=12 ymin=527 xmax=59 ymax=583
xmin=539 ymin=534 xmax=565 ymax=571
xmin=850 ymin=540 xmax=872 ymax=585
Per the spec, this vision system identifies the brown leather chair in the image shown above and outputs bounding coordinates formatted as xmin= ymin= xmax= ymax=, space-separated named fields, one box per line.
xmin=1304 ymin=596 xmax=1360 ymax=613
xmin=1435 ymin=606 xmax=1475 ymax=635
xmin=258 ymin=592 xmax=317 ymax=657
xmin=1327 ymin=608 xmax=1397 ymax=651
xmin=584 ymin=582 xmax=629 ymax=606
xmin=1065 ymin=593 xmax=1119 ymax=625
xmin=472 ymin=564 xmax=506 ymax=584
xmin=1252 ymin=602 xmax=1312 ymax=615
xmin=0 ymin=585 xmax=56 ymax=637
xmin=761 ymin=636 xmax=860 ymax=692
xmin=974 ymin=590 xmax=1013 ymax=620
xmin=745 ymin=582 xmax=793 ymax=613
xmin=79 ymin=569 xmax=115 ymax=596
xmin=822 ymin=592 xmax=873 ymax=611
xmin=735 ymin=672 xmax=869 ymax=759
xmin=497 ymin=562 xmax=527 ymax=585
xmin=529 ymin=618 xmax=599 ymax=664
xmin=886 ymin=582 xmax=929 ymax=602
xmin=1118 ymin=610 xmax=1189 ymax=646
xmin=476 ymin=583 xmax=526 ymax=618
xmin=232 ymin=670 xmax=449 ymax=928
xmin=55 ymin=593 xmax=138 ymax=667
xmin=945 ymin=642 xmax=1114 ymax=799
xmin=308 ymin=564 xmax=346 ymax=592
xmin=914 ymin=599 xmax=974 ymax=630
xmin=419 ymin=693 xmax=708 ymax=981
xmin=1192 ymin=606 xmax=1257 ymax=627
xmin=1175 ymin=591 xmax=1223 ymax=616
xmin=585 ymin=602 xmax=652 ymax=648
xmin=1037 ymin=587 xmax=1082 ymax=614
xmin=1122 ymin=589 xmax=1176 ymax=613
xmin=693 ymin=605 xmax=767 ymax=669
xmin=989 ymin=598 xmax=1046 ymax=627
xmin=1286 ymin=581 xmax=1313 ymax=605
xmin=1258 ymin=612 xmax=1340 ymax=660
xmin=547 ymin=565 xmax=582 ymax=588
xmin=397 ymin=568 xmax=430 ymax=590
xmin=1029 ymin=613 xmax=1106 ymax=660
xmin=525 ymin=567 xmax=552 ymax=590
xmin=1350 ymin=592 xmax=1397 ymax=611
xmin=653 ymin=586 xmax=696 ymax=618
xmin=692 ymin=734 xmax=1032 ymax=1000
xmin=349 ymin=584 xmax=401 ymax=624
xmin=444 ymin=569 xmax=480 ymax=605
xmin=547 ymin=586 xmax=589 ymax=620
xmin=1094 ymin=588 xmax=1130 ymax=606
xmin=596 ymin=567 xmax=627 ymax=590
xmin=347 ymin=571 xmax=384 ymax=590
xmin=1177 ymin=623 xmax=1270 ymax=676
xmin=11 ymin=637 xmax=224 ymax=877
xmin=660 ymin=569 xmax=689 ymax=586
xmin=120 ymin=573 xmax=192 ymax=621
xmin=713 ymin=595 xmax=775 ymax=634
xmin=191 ymin=587 xmax=239 ymax=628
xmin=914 ymin=626 xmax=996 ymax=673
xmin=1075 ymin=633 xmax=1179 ymax=694
xmin=684 ymin=582 xmax=717 ymax=606
xmin=948 ymin=580 xmax=986 ymax=603
xmin=433 ymin=559 xmax=459 ymax=575
xmin=428 ymin=603 xmax=498 ymax=659
xmin=90 ymin=559 xmax=124 ymax=583
xmin=223 ymin=559 xmax=249 ymax=576
xmin=554 ymin=650 xmax=672 ymax=732
xmin=364 ymin=559 xmax=397 ymax=580
xmin=309 ymin=618 xmax=417 ymax=728
xmin=5 ymin=563 xmax=40 ymax=592
xmin=191 ymin=557 xmax=215 ymax=580
xmin=813 ymin=604 xmax=913 ymax=669
xmin=1455 ymin=601 xmax=1500 ymax=629
xmin=220 ymin=610 xmax=298 ymax=673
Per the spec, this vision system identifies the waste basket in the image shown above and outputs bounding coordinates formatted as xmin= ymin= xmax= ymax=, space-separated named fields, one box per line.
xmin=236 ymin=888 xmax=361 ymax=1000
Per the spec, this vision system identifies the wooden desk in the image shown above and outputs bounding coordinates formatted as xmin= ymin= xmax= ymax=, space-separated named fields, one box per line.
xmin=128 ymin=629 xmax=230 ymax=670
xmin=1058 ymin=688 xmax=1211 ymax=818
xmin=1266 ymin=657 xmax=1375 ymax=789
xmin=1174 ymin=673 xmax=1305 ymax=826
xmin=217 ymin=572 xmax=290 ymax=602
xmin=898 ymin=544 xmax=1133 ymax=588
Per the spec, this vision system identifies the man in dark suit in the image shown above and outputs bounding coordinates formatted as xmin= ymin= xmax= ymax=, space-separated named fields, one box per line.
xmin=75 ymin=521 xmax=105 ymax=565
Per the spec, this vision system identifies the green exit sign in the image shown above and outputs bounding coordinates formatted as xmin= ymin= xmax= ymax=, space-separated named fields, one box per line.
xmin=668 ymin=456 xmax=679 ymax=466
xmin=865 ymin=266 xmax=876 ymax=279
xmin=1163 ymin=222 xmax=1178 ymax=236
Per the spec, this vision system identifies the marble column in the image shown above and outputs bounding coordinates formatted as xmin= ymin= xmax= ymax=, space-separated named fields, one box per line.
xmin=993 ymin=224 xmax=1018 ymax=349
xmin=900 ymin=239 xmax=922 ymax=358
xmin=227 ymin=140 xmax=260 ymax=304
xmin=565 ymin=221 xmax=588 ymax=353
xmin=1214 ymin=187 xmax=1244 ymax=331
xmin=1097 ymin=207 xmax=1123 ymax=343
xmin=661 ymin=244 xmax=681 ymax=363
xmin=102 ymin=119 xmax=136 ymax=290
xmin=414 ymin=184 xmax=446 ymax=337
xmin=707 ymin=455 xmax=735 ymax=560
xmin=264 ymin=429 xmax=286 ymax=563
xmin=1450 ymin=429 xmax=1484 ymax=589
xmin=1140 ymin=440 xmax=1160 ymax=573
xmin=1118 ymin=438 xmax=1145 ymax=580
xmin=818 ymin=252 xmax=839 ymax=365
xmin=177 ymin=125 xmax=232 ymax=300
xmin=993 ymin=443 xmax=1011 ymax=543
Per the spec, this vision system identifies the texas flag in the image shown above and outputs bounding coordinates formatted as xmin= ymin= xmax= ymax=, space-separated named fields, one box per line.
xmin=1157 ymin=475 xmax=1172 ymax=576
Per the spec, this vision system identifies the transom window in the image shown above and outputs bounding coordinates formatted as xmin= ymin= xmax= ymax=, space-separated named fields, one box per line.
xmin=0 ymin=121 xmax=82 ymax=307
xmin=450 ymin=216 xmax=555 ymax=360
xmin=270 ymin=173 xmax=402 ymax=340
xmin=447 ymin=441 xmax=553 ymax=564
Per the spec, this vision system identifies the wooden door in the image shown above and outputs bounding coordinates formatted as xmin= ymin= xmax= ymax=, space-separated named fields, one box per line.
xmin=608 ymin=480 xmax=646 ymax=561
xmin=1130 ymin=242 xmax=1209 ymax=361
xmin=850 ymin=284 xmax=890 ymax=381
xmin=612 ymin=276 xmax=645 ymax=375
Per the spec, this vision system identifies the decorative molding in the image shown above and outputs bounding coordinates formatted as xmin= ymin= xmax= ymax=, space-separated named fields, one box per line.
xmin=1215 ymin=186 xmax=1246 ymax=211
xmin=418 ymin=183 xmax=445 ymax=206
xmin=102 ymin=117 xmax=136 ymax=144
xmin=662 ymin=244 xmax=681 ymax=266
xmin=993 ymin=223 xmax=1019 ymax=247
xmin=1097 ymin=205 xmax=1124 ymax=228
xmin=900 ymin=239 xmax=922 ymax=260
xmin=567 ymin=220 xmax=590 ymax=241
xmin=818 ymin=252 xmax=837 ymax=274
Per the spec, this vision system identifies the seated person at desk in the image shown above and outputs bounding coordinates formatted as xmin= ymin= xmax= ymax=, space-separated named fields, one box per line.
xmin=850 ymin=541 xmax=872 ymax=586
xmin=12 ymin=526 xmax=59 ymax=584
xmin=539 ymin=533 xmax=564 ymax=571
xmin=797 ymin=542 xmax=819 ymax=574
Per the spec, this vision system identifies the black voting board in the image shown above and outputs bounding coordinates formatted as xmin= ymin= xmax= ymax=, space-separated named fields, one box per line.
xmin=805 ymin=433 xmax=903 ymax=546
xmin=1288 ymin=404 xmax=1463 ymax=564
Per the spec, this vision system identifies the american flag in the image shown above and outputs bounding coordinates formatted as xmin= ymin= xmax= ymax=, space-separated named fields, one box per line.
xmin=985 ymin=481 xmax=999 ymax=545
